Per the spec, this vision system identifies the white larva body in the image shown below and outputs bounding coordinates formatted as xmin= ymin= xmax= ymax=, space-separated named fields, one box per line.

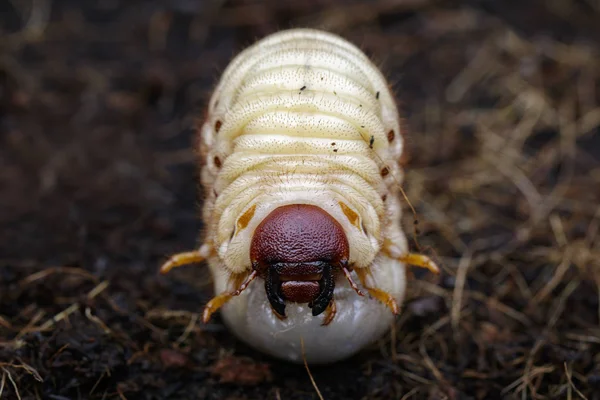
xmin=198 ymin=28 xmax=409 ymax=364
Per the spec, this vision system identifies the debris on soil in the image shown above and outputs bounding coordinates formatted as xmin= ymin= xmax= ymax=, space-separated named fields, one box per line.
xmin=1 ymin=0 xmax=599 ymax=399
xmin=160 ymin=348 xmax=192 ymax=369
xmin=210 ymin=356 xmax=273 ymax=385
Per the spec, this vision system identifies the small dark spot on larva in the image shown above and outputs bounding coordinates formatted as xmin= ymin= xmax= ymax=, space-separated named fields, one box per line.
xmin=369 ymin=136 xmax=374 ymax=149
xmin=334 ymin=91 xmax=337 ymax=95
xmin=382 ymin=194 xmax=387 ymax=201
xmin=376 ymin=91 xmax=380 ymax=99
xmin=215 ymin=120 xmax=222 ymax=133
xmin=214 ymin=156 xmax=222 ymax=168
xmin=381 ymin=167 xmax=389 ymax=177
xmin=359 ymin=104 xmax=362 ymax=107
xmin=321 ymin=77 xmax=324 ymax=80
xmin=414 ymin=219 xmax=421 ymax=235
xmin=213 ymin=189 xmax=219 ymax=198
xmin=300 ymin=85 xmax=306 ymax=91
xmin=333 ymin=149 xmax=338 ymax=152
xmin=331 ymin=142 xmax=336 ymax=146
xmin=387 ymin=130 xmax=394 ymax=142
xmin=361 ymin=125 xmax=365 ymax=128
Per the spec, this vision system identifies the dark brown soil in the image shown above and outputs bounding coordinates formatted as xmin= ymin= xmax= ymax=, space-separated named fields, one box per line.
xmin=1 ymin=1 xmax=599 ymax=399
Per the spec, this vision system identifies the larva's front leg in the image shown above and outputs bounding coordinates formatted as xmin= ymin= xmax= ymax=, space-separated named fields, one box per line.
xmin=382 ymin=239 xmax=440 ymax=274
xmin=321 ymin=299 xmax=337 ymax=326
xmin=159 ymin=243 xmax=213 ymax=274
xmin=160 ymin=244 xmax=261 ymax=323
xmin=397 ymin=253 xmax=440 ymax=274
xmin=354 ymin=244 xmax=440 ymax=315
xmin=201 ymin=270 xmax=258 ymax=323
xmin=347 ymin=239 xmax=440 ymax=315
xmin=354 ymin=267 xmax=401 ymax=315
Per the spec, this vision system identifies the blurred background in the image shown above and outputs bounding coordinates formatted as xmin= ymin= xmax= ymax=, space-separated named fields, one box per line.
xmin=1 ymin=0 xmax=599 ymax=399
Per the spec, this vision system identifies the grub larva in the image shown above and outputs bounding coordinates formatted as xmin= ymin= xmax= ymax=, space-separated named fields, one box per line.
xmin=161 ymin=28 xmax=439 ymax=364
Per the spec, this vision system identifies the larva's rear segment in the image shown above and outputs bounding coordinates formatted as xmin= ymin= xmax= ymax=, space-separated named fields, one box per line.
xmin=160 ymin=28 xmax=439 ymax=364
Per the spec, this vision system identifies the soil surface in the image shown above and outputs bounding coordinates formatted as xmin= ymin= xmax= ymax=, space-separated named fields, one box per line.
xmin=1 ymin=1 xmax=599 ymax=399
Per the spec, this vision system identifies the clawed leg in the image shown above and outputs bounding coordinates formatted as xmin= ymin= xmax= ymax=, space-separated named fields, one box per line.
xmin=382 ymin=240 xmax=440 ymax=275
xmin=321 ymin=300 xmax=337 ymax=326
xmin=202 ymin=270 xmax=258 ymax=323
xmin=161 ymin=244 xmax=259 ymax=323
xmin=396 ymin=253 xmax=440 ymax=274
xmin=354 ymin=268 xmax=400 ymax=315
xmin=352 ymin=245 xmax=439 ymax=315
xmin=160 ymin=244 xmax=213 ymax=274
xmin=340 ymin=261 xmax=365 ymax=297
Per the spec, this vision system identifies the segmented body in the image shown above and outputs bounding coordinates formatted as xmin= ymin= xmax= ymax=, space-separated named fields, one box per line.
xmin=198 ymin=28 xmax=409 ymax=363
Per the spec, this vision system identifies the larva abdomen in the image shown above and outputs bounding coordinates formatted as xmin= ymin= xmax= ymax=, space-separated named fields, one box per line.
xmin=205 ymin=29 xmax=402 ymax=159
xmin=162 ymin=28 xmax=439 ymax=364
xmin=201 ymin=29 xmax=405 ymax=273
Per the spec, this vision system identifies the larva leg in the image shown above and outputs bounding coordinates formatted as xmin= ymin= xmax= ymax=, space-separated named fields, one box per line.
xmin=354 ymin=268 xmax=400 ymax=315
xmin=202 ymin=270 xmax=258 ymax=323
xmin=321 ymin=300 xmax=337 ymax=326
xmin=382 ymin=240 xmax=440 ymax=275
xmin=160 ymin=243 xmax=213 ymax=274
xmin=340 ymin=262 xmax=365 ymax=297
xmin=397 ymin=253 xmax=440 ymax=274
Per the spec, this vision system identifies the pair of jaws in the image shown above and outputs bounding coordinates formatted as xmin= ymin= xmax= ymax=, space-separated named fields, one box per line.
xmin=159 ymin=245 xmax=440 ymax=325
xmin=266 ymin=261 xmax=346 ymax=320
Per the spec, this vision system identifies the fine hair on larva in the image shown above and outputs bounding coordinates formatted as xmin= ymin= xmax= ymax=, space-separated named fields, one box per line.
xmin=161 ymin=28 xmax=439 ymax=364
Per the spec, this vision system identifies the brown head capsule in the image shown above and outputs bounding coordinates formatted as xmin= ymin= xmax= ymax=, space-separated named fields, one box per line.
xmin=250 ymin=204 xmax=349 ymax=318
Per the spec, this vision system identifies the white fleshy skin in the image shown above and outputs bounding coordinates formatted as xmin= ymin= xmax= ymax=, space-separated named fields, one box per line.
xmin=209 ymin=254 xmax=406 ymax=364
xmin=197 ymin=28 xmax=409 ymax=364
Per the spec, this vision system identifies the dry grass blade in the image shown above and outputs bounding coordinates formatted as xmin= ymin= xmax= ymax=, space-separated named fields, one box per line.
xmin=0 ymin=370 xmax=5 ymax=398
xmin=19 ymin=266 xmax=98 ymax=286
xmin=35 ymin=280 xmax=110 ymax=332
xmin=564 ymin=362 xmax=588 ymax=400
xmin=451 ymin=250 xmax=472 ymax=333
xmin=300 ymin=338 xmax=324 ymax=400
xmin=529 ymin=248 xmax=573 ymax=308
xmin=1 ymin=367 xmax=21 ymax=400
